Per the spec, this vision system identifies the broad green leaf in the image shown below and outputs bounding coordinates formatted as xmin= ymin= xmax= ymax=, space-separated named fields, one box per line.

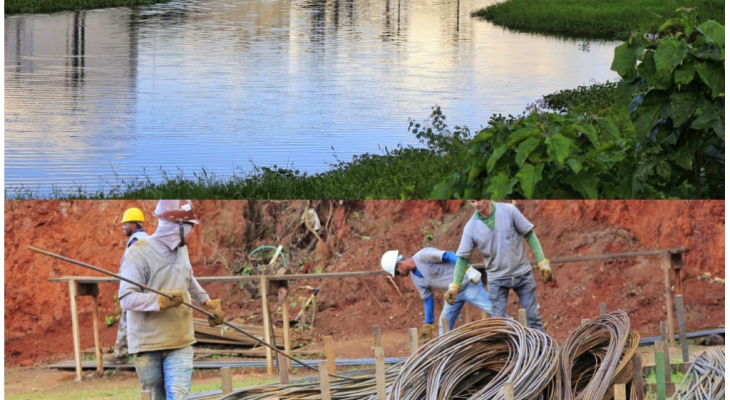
xmin=515 ymin=137 xmax=541 ymax=168
xmin=694 ymin=61 xmax=725 ymax=99
xmin=691 ymin=96 xmax=724 ymax=139
xmin=565 ymin=170 xmax=599 ymax=199
xmin=674 ymin=143 xmax=694 ymax=170
xmin=659 ymin=18 xmax=687 ymax=34
xmin=580 ymin=124 xmax=599 ymax=147
xmin=656 ymin=160 xmax=672 ymax=179
xmin=633 ymin=90 xmax=671 ymax=141
xmin=430 ymin=181 xmax=454 ymax=200
xmin=545 ymin=134 xmax=573 ymax=168
xmin=691 ymin=45 xmax=723 ymax=60
xmin=611 ymin=38 xmax=645 ymax=81
xmin=697 ymin=20 xmax=725 ymax=47
xmin=486 ymin=144 xmax=508 ymax=173
xmin=669 ymin=88 xmax=699 ymax=127
xmin=637 ymin=50 xmax=662 ymax=88
xmin=507 ymin=128 xmax=541 ymax=147
xmin=472 ymin=128 xmax=495 ymax=143
xmin=654 ymin=39 xmax=689 ymax=84
xmin=567 ymin=158 xmax=583 ymax=174
xmin=673 ymin=63 xmax=695 ymax=85
xmin=598 ymin=118 xmax=621 ymax=140
xmin=516 ymin=163 xmax=544 ymax=199
xmin=485 ymin=173 xmax=518 ymax=199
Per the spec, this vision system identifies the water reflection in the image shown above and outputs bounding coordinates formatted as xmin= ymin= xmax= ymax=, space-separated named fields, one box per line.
xmin=5 ymin=0 xmax=621 ymax=194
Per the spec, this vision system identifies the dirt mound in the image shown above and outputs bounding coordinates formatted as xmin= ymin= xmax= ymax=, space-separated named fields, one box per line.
xmin=4 ymin=200 xmax=724 ymax=365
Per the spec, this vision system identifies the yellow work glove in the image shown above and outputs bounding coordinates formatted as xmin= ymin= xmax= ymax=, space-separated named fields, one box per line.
xmin=158 ymin=290 xmax=184 ymax=310
xmin=204 ymin=299 xmax=225 ymax=327
xmin=537 ymin=259 xmax=552 ymax=283
xmin=444 ymin=283 xmax=460 ymax=306
xmin=418 ymin=324 xmax=434 ymax=344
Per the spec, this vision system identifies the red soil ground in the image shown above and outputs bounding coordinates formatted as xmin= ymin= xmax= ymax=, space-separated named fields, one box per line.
xmin=4 ymin=200 xmax=725 ymax=366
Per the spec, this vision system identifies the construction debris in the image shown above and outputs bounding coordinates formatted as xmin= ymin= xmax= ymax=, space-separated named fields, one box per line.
xmin=672 ymin=347 xmax=725 ymax=400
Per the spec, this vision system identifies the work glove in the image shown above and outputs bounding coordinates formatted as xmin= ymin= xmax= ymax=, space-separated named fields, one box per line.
xmin=418 ymin=324 xmax=434 ymax=344
xmin=537 ymin=259 xmax=552 ymax=283
xmin=204 ymin=299 xmax=225 ymax=327
xmin=158 ymin=290 xmax=184 ymax=310
xmin=444 ymin=283 xmax=460 ymax=306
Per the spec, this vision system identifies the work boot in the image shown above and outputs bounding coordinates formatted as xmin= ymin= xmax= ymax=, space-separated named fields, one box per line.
xmin=103 ymin=352 xmax=129 ymax=364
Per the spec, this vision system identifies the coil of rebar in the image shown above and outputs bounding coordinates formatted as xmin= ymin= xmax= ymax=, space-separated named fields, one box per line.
xmin=672 ymin=347 xmax=725 ymax=400
xmin=389 ymin=318 xmax=559 ymax=400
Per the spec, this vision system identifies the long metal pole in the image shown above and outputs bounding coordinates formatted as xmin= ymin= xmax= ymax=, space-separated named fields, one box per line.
xmin=27 ymin=245 xmax=357 ymax=381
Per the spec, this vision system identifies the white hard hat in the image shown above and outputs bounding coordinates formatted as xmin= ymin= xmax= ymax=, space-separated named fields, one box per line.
xmin=381 ymin=250 xmax=401 ymax=277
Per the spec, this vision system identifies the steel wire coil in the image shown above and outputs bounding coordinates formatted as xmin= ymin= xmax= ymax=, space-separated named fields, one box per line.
xmin=389 ymin=318 xmax=559 ymax=400
xmin=672 ymin=347 xmax=725 ymax=400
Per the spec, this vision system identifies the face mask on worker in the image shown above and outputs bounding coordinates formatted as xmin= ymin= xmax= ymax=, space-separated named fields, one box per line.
xmin=156 ymin=219 xmax=194 ymax=249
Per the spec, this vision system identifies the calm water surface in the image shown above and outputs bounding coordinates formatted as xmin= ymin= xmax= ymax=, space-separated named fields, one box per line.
xmin=5 ymin=0 xmax=621 ymax=194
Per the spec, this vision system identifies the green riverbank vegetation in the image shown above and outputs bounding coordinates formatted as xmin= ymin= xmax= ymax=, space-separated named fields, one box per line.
xmin=5 ymin=0 xmax=171 ymax=15
xmin=6 ymin=12 xmax=724 ymax=200
xmin=472 ymin=0 xmax=724 ymax=40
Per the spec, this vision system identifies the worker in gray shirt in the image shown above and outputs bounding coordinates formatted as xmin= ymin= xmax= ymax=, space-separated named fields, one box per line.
xmin=381 ymin=247 xmax=492 ymax=342
xmin=446 ymin=200 xmax=552 ymax=331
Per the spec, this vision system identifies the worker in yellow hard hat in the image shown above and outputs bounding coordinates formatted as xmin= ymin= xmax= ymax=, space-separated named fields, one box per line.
xmin=104 ymin=207 xmax=150 ymax=364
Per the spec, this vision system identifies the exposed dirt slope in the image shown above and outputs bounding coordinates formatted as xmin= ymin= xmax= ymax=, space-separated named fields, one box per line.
xmin=4 ymin=200 xmax=724 ymax=366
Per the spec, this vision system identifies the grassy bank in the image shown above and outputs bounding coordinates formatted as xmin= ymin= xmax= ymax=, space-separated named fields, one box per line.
xmin=5 ymin=0 xmax=171 ymax=15
xmin=472 ymin=0 xmax=724 ymax=40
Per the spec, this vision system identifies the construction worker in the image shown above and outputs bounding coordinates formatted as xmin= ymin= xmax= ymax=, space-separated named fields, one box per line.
xmin=447 ymin=200 xmax=552 ymax=331
xmin=119 ymin=200 xmax=225 ymax=400
xmin=104 ymin=207 xmax=149 ymax=363
xmin=381 ymin=248 xmax=492 ymax=342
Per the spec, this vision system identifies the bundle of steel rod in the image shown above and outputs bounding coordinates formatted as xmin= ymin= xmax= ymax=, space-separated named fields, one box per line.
xmin=389 ymin=318 xmax=559 ymax=400
xmin=218 ymin=364 xmax=403 ymax=400
xmin=671 ymin=347 xmax=725 ymax=400
xmin=556 ymin=310 xmax=640 ymax=400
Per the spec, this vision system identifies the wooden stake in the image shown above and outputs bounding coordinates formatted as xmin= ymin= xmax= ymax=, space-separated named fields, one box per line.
xmin=90 ymin=289 xmax=103 ymax=373
xmin=518 ymin=309 xmax=527 ymax=327
xmin=599 ymin=302 xmax=606 ymax=315
xmin=504 ymin=382 xmax=515 ymax=400
xmin=659 ymin=322 xmax=674 ymax=395
xmin=441 ymin=317 xmax=449 ymax=333
xmin=221 ymin=367 xmax=233 ymax=394
xmin=661 ymin=253 xmax=676 ymax=348
xmin=614 ymin=383 xmax=627 ymax=400
xmin=465 ymin=304 xmax=473 ymax=324
xmin=655 ymin=341 xmax=666 ymax=400
xmin=141 ymin=390 xmax=151 ymax=400
xmin=324 ymin=335 xmax=336 ymax=378
xmin=282 ymin=298 xmax=292 ymax=370
xmin=632 ymin=352 xmax=645 ymax=400
xmin=277 ymin=352 xmax=289 ymax=384
xmin=481 ymin=310 xmax=488 ymax=320
xmin=375 ymin=346 xmax=386 ymax=400
xmin=318 ymin=361 xmax=331 ymax=400
xmin=409 ymin=327 xmax=418 ymax=354
xmin=69 ymin=280 xmax=82 ymax=382
xmin=674 ymin=295 xmax=689 ymax=363
xmin=260 ymin=275 xmax=274 ymax=375
xmin=372 ymin=325 xmax=381 ymax=347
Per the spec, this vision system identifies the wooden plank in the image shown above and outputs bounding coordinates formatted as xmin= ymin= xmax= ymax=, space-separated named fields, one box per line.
xmin=409 ymin=328 xmax=418 ymax=354
xmin=318 ymin=361 xmax=331 ymax=400
xmin=599 ymin=302 xmax=607 ymax=315
xmin=614 ymin=383 xmax=627 ymax=400
xmin=504 ymin=382 xmax=515 ymax=400
xmin=277 ymin=352 xmax=289 ymax=385
xmin=282 ymin=300 xmax=292 ymax=370
xmin=260 ymin=276 xmax=274 ymax=375
xmin=69 ymin=280 xmax=82 ymax=382
xmin=655 ymin=341 xmax=666 ymax=400
xmin=49 ymin=270 xmax=390 ymax=283
xmin=442 ymin=317 xmax=449 ymax=334
xmin=141 ymin=390 xmax=151 ymax=400
xmin=632 ymin=352 xmax=645 ymax=400
xmin=375 ymin=346 xmax=386 ymax=400
xmin=659 ymin=322 xmax=673 ymax=395
xmin=324 ymin=335 xmax=336 ymax=378
xmin=464 ymin=304 xmax=473 ymax=324
xmin=90 ymin=291 xmax=103 ymax=373
xmin=372 ymin=325 xmax=381 ymax=347
xmin=670 ymin=253 xmax=684 ymax=296
xmin=518 ymin=309 xmax=527 ymax=327
xmin=661 ymin=253 xmax=676 ymax=348
xmin=674 ymin=295 xmax=689 ymax=363
xmin=76 ymin=282 xmax=99 ymax=297
xmin=221 ymin=367 xmax=233 ymax=394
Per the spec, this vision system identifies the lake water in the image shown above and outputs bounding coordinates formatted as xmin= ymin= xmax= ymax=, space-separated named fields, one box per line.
xmin=4 ymin=0 xmax=621 ymax=195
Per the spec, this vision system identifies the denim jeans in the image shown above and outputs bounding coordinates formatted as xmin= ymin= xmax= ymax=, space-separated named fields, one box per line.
xmin=488 ymin=271 xmax=544 ymax=331
xmin=439 ymin=281 xmax=493 ymax=336
xmin=112 ymin=311 xmax=128 ymax=358
xmin=134 ymin=345 xmax=194 ymax=400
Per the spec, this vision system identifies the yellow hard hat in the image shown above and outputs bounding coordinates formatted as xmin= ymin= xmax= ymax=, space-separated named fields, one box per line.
xmin=121 ymin=207 xmax=145 ymax=223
